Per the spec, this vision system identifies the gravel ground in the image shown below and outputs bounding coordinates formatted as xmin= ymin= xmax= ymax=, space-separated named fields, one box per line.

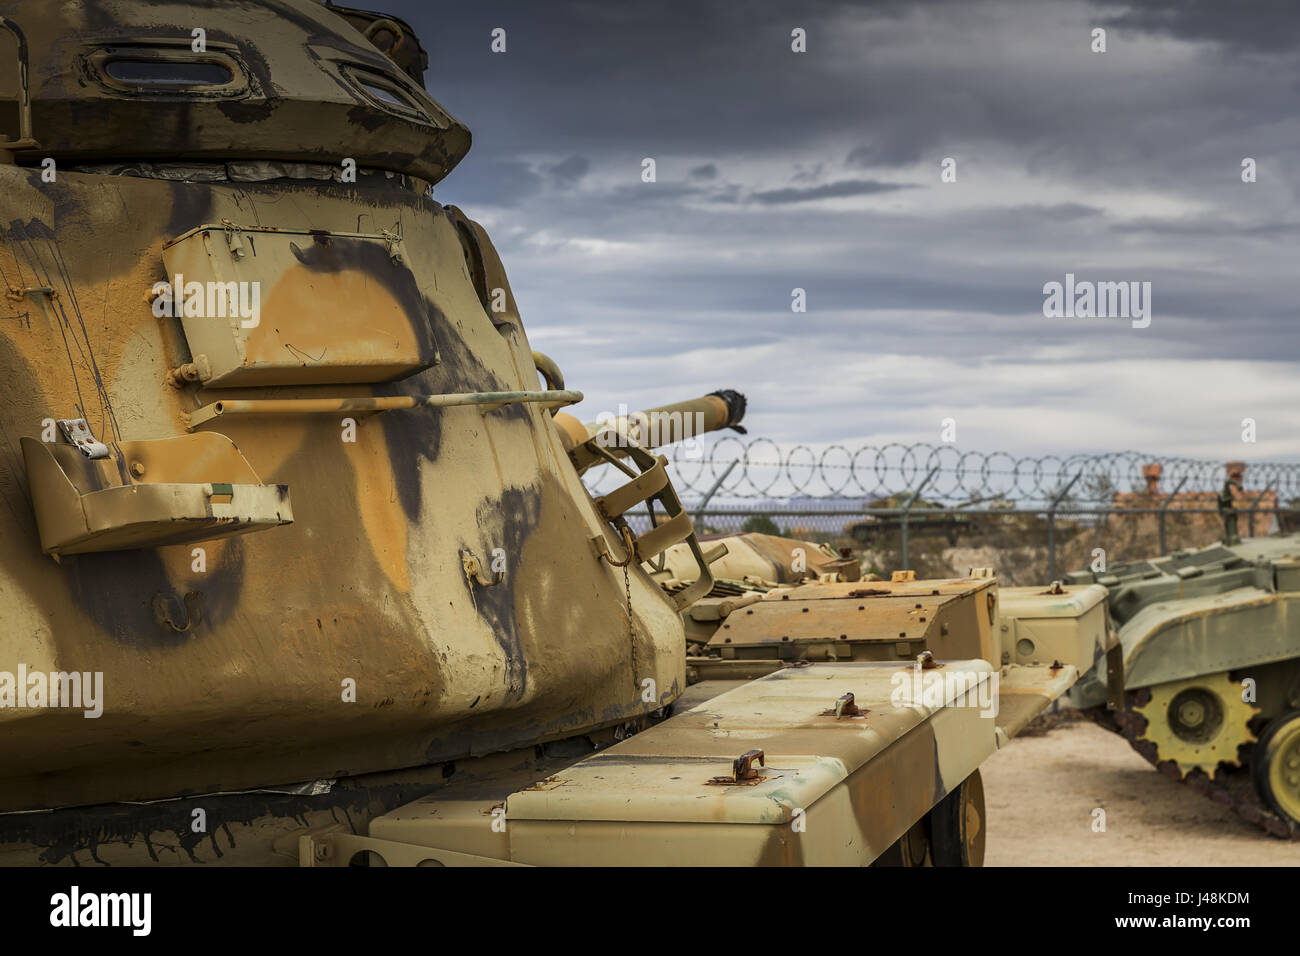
xmin=981 ymin=715 xmax=1300 ymax=865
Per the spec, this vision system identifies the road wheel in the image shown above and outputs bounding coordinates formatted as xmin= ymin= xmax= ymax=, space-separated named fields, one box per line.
xmin=1252 ymin=711 xmax=1300 ymax=828
xmin=930 ymin=768 xmax=986 ymax=867
xmin=874 ymin=816 xmax=932 ymax=866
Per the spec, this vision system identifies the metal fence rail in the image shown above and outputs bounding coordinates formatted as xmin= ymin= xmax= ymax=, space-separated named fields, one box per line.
xmin=693 ymin=504 xmax=1297 ymax=579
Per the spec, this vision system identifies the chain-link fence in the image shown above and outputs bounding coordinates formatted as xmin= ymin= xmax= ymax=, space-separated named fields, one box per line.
xmin=585 ymin=440 xmax=1300 ymax=585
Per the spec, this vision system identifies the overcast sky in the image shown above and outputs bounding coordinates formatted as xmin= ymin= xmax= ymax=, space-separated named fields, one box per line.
xmin=381 ymin=0 xmax=1299 ymax=462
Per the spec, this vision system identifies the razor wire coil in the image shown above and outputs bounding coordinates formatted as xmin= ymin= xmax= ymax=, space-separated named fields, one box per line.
xmin=584 ymin=440 xmax=1300 ymax=508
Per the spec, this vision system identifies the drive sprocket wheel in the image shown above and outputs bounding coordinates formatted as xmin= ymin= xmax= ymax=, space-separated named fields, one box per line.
xmin=1132 ymin=671 xmax=1259 ymax=779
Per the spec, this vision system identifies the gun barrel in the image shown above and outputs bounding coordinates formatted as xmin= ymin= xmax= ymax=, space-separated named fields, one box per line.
xmin=556 ymin=389 xmax=746 ymax=473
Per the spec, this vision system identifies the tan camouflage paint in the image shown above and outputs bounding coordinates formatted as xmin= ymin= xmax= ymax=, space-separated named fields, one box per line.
xmin=0 ymin=0 xmax=685 ymax=818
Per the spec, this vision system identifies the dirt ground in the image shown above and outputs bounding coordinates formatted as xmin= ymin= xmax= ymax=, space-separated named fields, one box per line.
xmin=982 ymin=714 xmax=1300 ymax=865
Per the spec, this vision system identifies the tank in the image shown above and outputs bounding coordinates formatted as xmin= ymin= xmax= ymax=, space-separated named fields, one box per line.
xmin=0 ymin=0 xmax=1107 ymax=867
xmin=1066 ymin=534 xmax=1300 ymax=837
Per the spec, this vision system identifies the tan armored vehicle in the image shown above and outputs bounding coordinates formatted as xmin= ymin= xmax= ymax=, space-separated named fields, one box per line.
xmin=0 ymin=0 xmax=1115 ymax=866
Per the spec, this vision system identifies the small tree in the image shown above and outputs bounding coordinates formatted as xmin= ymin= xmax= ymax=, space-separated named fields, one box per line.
xmin=741 ymin=514 xmax=780 ymax=535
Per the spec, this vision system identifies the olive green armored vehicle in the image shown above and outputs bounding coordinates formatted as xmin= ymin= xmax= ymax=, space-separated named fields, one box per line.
xmin=1067 ymin=535 xmax=1300 ymax=837
xmin=0 ymin=0 xmax=1113 ymax=867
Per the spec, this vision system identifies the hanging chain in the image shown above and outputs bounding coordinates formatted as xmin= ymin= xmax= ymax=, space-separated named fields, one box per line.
xmin=623 ymin=562 xmax=633 ymax=644
xmin=622 ymin=528 xmax=637 ymax=687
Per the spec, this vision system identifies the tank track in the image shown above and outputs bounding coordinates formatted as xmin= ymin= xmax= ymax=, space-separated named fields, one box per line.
xmin=1089 ymin=692 xmax=1299 ymax=840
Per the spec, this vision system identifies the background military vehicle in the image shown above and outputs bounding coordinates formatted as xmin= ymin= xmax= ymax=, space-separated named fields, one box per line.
xmin=0 ymin=0 xmax=1110 ymax=867
xmin=844 ymin=499 xmax=972 ymax=549
xmin=1067 ymin=534 xmax=1300 ymax=837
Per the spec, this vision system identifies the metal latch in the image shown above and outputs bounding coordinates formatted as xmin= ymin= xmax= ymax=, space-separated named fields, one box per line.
xmin=57 ymin=419 xmax=109 ymax=459
xmin=820 ymin=692 xmax=866 ymax=719
xmin=707 ymin=749 xmax=766 ymax=786
xmin=462 ymin=550 xmax=503 ymax=588
xmin=220 ymin=218 xmax=247 ymax=259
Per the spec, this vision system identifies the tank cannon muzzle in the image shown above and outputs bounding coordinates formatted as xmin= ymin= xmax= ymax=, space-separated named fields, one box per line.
xmin=556 ymin=390 xmax=746 ymax=474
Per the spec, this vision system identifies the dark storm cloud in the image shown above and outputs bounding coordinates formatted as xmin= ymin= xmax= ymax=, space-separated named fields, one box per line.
xmin=750 ymin=179 xmax=914 ymax=204
xmin=373 ymin=0 xmax=1300 ymax=455
xmin=546 ymin=154 xmax=590 ymax=186
xmin=1094 ymin=0 xmax=1300 ymax=52
xmin=408 ymin=0 xmax=1023 ymax=172
xmin=998 ymin=203 xmax=1103 ymax=222
xmin=846 ymin=140 xmax=924 ymax=169
xmin=401 ymin=0 xmax=1300 ymax=185
xmin=438 ymin=158 xmax=543 ymax=207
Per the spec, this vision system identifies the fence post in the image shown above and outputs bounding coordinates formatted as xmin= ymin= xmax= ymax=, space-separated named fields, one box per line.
xmin=1047 ymin=471 xmax=1083 ymax=582
xmin=694 ymin=459 xmax=738 ymax=533
xmin=1158 ymin=475 xmax=1189 ymax=555
xmin=1245 ymin=483 xmax=1274 ymax=539
xmin=900 ymin=466 xmax=939 ymax=571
